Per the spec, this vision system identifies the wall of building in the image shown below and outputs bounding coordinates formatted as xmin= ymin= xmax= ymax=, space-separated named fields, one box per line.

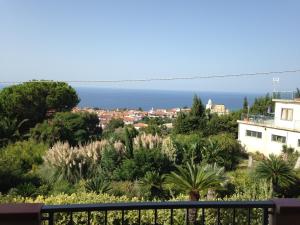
xmin=238 ymin=123 xmax=300 ymax=155
xmin=274 ymin=102 xmax=300 ymax=130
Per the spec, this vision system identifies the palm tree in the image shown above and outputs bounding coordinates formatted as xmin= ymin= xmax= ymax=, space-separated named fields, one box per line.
xmin=201 ymin=139 xmax=224 ymax=166
xmin=0 ymin=117 xmax=29 ymax=147
xmin=281 ymin=145 xmax=295 ymax=162
xmin=139 ymin=171 xmax=166 ymax=199
xmin=85 ymin=177 xmax=111 ymax=194
xmin=255 ymin=154 xmax=296 ymax=197
xmin=166 ymin=161 xmax=226 ymax=223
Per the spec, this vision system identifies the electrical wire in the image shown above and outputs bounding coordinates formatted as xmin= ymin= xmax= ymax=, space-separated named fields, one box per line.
xmin=0 ymin=69 xmax=299 ymax=84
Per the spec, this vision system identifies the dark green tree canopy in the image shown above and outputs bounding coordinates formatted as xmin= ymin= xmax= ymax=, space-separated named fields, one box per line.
xmin=30 ymin=111 xmax=101 ymax=146
xmin=250 ymin=94 xmax=274 ymax=115
xmin=173 ymin=95 xmax=207 ymax=134
xmin=0 ymin=82 xmax=79 ymax=132
xmin=105 ymin=118 xmax=124 ymax=131
xmin=190 ymin=95 xmax=205 ymax=118
xmin=242 ymin=97 xmax=249 ymax=114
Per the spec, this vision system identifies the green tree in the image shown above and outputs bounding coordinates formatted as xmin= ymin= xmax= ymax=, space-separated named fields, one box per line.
xmin=139 ymin=171 xmax=166 ymax=200
xmin=166 ymin=162 xmax=226 ymax=200
xmin=124 ymin=127 xmax=134 ymax=158
xmin=0 ymin=81 xmax=79 ymax=133
xmin=255 ymin=154 xmax=296 ymax=197
xmin=103 ymin=118 xmax=124 ymax=137
xmin=250 ymin=94 xmax=274 ymax=115
xmin=115 ymin=148 xmax=172 ymax=181
xmin=243 ymin=97 xmax=249 ymax=114
xmin=0 ymin=117 xmax=29 ymax=147
xmin=173 ymin=95 xmax=207 ymax=134
xmin=85 ymin=177 xmax=111 ymax=194
xmin=172 ymin=133 xmax=204 ymax=164
xmin=172 ymin=112 xmax=191 ymax=134
xmin=166 ymin=162 xmax=226 ymax=223
xmin=190 ymin=95 xmax=205 ymax=118
xmin=202 ymin=139 xmax=224 ymax=166
xmin=0 ymin=140 xmax=47 ymax=193
xmin=207 ymin=133 xmax=246 ymax=170
xmin=30 ymin=112 xmax=101 ymax=146
xmin=205 ymin=113 xmax=239 ymax=138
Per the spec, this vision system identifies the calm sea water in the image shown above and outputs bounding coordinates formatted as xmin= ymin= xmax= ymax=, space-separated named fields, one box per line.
xmin=75 ymin=87 xmax=263 ymax=111
xmin=0 ymin=85 xmax=263 ymax=111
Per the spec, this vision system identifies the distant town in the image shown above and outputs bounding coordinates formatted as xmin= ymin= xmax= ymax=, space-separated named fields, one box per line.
xmin=72 ymin=99 xmax=230 ymax=129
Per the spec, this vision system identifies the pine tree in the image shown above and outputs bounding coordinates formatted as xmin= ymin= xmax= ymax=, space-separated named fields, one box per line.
xmin=124 ymin=127 xmax=134 ymax=158
xmin=190 ymin=95 xmax=205 ymax=118
xmin=242 ymin=97 xmax=248 ymax=114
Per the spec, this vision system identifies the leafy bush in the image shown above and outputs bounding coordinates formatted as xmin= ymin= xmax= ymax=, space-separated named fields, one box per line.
xmin=102 ymin=118 xmax=124 ymax=138
xmin=0 ymin=140 xmax=47 ymax=193
xmin=205 ymin=113 xmax=239 ymax=138
xmin=0 ymin=192 xmax=270 ymax=225
xmin=207 ymin=133 xmax=247 ymax=170
xmin=172 ymin=133 xmax=204 ymax=164
xmin=114 ymin=148 xmax=173 ymax=181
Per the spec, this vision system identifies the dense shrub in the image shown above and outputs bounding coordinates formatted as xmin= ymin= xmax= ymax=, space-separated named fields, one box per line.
xmin=172 ymin=133 xmax=204 ymax=164
xmin=206 ymin=133 xmax=247 ymax=170
xmin=102 ymin=118 xmax=124 ymax=138
xmin=205 ymin=113 xmax=240 ymax=138
xmin=0 ymin=192 xmax=270 ymax=225
xmin=114 ymin=148 xmax=173 ymax=181
xmin=0 ymin=140 xmax=48 ymax=193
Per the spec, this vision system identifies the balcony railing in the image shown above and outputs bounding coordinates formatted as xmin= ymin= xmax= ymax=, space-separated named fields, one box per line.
xmin=40 ymin=200 xmax=275 ymax=225
xmin=272 ymin=91 xmax=299 ymax=100
xmin=241 ymin=114 xmax=275 ymax=126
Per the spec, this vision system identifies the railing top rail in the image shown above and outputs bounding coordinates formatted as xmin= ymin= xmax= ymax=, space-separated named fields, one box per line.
xmin=41 ymin=200 xmax=275 ymax=213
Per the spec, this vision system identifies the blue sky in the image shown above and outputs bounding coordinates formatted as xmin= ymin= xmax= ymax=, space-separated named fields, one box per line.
xmin=0 ymin=0 xmax=300 ymax=92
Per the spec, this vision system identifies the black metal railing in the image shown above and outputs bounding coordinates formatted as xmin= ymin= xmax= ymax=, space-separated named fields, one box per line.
xmin=41 ymin=200 xmax=275 ymax=225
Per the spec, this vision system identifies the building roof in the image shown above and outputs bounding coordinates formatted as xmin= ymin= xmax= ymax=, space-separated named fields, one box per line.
xmin=272 ymin=99 xmax=300 ymax=104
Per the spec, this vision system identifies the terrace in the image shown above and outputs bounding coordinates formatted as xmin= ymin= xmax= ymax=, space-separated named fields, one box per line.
xmin=1 ymin=199 xmax=300 ymax=225
xmin=241 ymin=114 xmax=275 ymax=127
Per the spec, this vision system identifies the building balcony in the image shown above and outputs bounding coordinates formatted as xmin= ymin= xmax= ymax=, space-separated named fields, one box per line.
xmin=272 ymin=91 xmax=300 ymax=101
xmin=239 ymin=114 xmax=300 ymax=132
xmin=240 ymin=114 xmax=275 ymax=126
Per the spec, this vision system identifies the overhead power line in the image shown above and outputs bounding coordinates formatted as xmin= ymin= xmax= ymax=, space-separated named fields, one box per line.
xmin=0 ymin=69 xmax=300 ymax=84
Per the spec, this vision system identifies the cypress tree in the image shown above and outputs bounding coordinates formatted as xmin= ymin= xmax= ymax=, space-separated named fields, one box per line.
xmin=190 ymin=95 xmax=205 ymax=118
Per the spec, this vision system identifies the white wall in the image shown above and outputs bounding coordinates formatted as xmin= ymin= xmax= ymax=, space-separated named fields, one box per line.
xmin=274 ymin=102 xmax=300 ymax=130
xmin=238 ymin=123 xmax=300 ymax=155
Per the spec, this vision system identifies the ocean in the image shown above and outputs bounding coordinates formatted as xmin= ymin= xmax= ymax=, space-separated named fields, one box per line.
xmin=0 ymin=85 xmax=263 ymax=111
xmin=75 ymin=87 xmax=263 ymax=111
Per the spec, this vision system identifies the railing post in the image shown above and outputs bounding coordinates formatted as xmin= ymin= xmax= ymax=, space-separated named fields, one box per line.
xmin=0 ymin=203 xmax=44 ymax=225
xmin=270 ymin=199 xmax=300 ymax=225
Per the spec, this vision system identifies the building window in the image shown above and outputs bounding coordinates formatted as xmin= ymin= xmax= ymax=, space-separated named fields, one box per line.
xmin=281 ymin=108 xmax=293 ymax=121
xmin=246 ymin=130 xmax=262 ymax=138
xmin=271 ymin=134 xmax=286 ymax=143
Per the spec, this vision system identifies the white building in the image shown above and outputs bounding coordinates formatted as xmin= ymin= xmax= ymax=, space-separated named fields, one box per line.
xmin=206 ymin=99 xmax=229 ymax=115
xmin=238 ymin=98 xmax=300 ymax=155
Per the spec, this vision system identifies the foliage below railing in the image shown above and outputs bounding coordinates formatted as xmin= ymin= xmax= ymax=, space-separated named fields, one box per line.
xmin=0 ymin=191 xmax=272 ymax=225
